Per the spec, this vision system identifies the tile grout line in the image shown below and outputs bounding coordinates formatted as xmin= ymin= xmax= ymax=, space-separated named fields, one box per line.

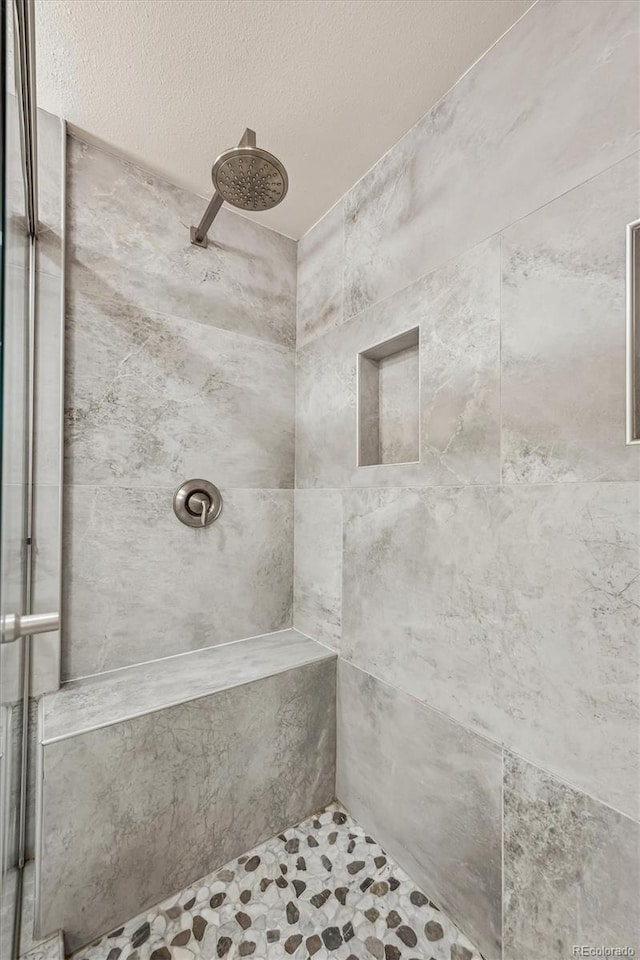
xmin=43 ymin=655 xmax=336 ymax=747
xmin=67 ymin=131 xmax=298 ymax=242
xmin=499 ymin=231 xmax=503 ymax=489
xmin=62 ymin=626 xmax=316 ymax=685
xmin=341 ymin=658 xmax=640 ymax=827
xmin=331 ymin=0 xmax=542 ymax=214
xmin=501 ymin=747 xmax=505 ymax=960
xmin=66 ymin=276 xmax=297 ymax=356
xmin=305 ymin=146 xmax=640 ymax=343
xmin=292 ymin=476 xmax=638 ymax=491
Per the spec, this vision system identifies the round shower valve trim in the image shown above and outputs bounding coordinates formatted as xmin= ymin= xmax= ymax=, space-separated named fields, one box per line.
xmin=173 ymin=479 xmax=223 ymax=528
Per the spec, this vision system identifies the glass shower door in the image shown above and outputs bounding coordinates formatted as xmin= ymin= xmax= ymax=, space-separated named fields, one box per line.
xmin=1 ymin=0 xmax=36 ymax=954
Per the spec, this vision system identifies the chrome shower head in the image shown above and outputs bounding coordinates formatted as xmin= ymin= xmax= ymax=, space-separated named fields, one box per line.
xmin=212 ymin=145 xmax=288 ymax=212
xmin=190 ymin=128 xmax=288 ymax=247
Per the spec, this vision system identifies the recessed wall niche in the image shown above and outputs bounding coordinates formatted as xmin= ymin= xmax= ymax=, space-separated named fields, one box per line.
xmin=358 ymin=327 xmax=420 ymax=466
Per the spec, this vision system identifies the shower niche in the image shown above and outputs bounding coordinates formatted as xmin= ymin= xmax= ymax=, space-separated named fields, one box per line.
xmin=358 ymin=326 xmax=420 ymax=466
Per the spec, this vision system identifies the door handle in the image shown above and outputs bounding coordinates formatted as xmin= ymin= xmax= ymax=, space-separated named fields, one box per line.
xmin=1 ymin=612 xmax=60 ymax=644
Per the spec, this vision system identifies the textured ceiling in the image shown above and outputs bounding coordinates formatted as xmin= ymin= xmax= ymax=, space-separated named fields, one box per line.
xmin=35 ymin=0 xmax=533 ymax=239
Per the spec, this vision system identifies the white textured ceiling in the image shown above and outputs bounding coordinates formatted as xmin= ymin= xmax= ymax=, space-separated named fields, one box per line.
xmin=35 ymin=0 xmax=533 ymax=239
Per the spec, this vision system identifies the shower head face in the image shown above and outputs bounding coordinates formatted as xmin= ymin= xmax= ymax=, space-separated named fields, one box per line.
xmin=211 ymin=145 xmax=288 ymax=212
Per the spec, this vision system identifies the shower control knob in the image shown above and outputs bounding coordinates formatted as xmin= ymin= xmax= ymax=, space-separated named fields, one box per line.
xmin=173 ymin=479 xmax=222 ymax=528
xmin=187 ymin=491 xmax=211 ymax=525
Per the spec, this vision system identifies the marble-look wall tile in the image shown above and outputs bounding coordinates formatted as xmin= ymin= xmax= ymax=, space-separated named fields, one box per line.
xmin=296 ymin=237 xmax=500 ymax=487
xmin=502 ymin=154 xmax=640 ymax=482
xmin=342 ymin=481 xmax=640 ymax=819
xmin=337 ymin=661 xmax=502 ymax=960
xmin=32 ymin=261 xmax=65 ymax=695
xmin=38 ymin=658 xmax=336 ymax=951
xmin=63 ymin=134 xmax=297 ymax=685
xmin=503 ymin=752 xmax=640 ymax=960
xmin=344 ymin=0 xmax=639 ymax=316
xmin=65 ymin=293 xmax=294 ymax=489
xmin=63 ymin=485 xmax=294 ymax=680
xmin=21 ymin=933 xmax=64 ymax=960
xmin=66 ymin=137 xmax=296 ymax=347
xmin=293 ymin=490 xmax=342 ymax=649
xmin=377 ymin=343 xmax=419 ymax=465
xmin=296 ymin=201 xmax=344 ymax=347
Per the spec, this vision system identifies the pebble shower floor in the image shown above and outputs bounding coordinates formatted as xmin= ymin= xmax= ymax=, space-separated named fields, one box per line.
xmin=73 ymin=803 xmax=482 ymax=960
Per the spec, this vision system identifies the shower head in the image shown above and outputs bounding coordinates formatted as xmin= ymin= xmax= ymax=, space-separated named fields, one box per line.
xmin=190 ymin=129 xmax=288 ymax=247
xmin=211 ymin=145 xmax=288 ymax=212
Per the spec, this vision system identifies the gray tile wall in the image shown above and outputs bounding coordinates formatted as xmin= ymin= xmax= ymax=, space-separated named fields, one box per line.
xmin=32 ymin=110 xmax=66 ymax=696
xmin=293 ymin=2 xmax=640 ymax=957
xmin=38 ymin=658 xmax=337 ymax=952
xmin=337 ymin=661 xmax=503 ymax=960
xmin=503 ymin=753 xmax=639 ymax=959
xmin=343 ymin=0 xmax=638 ymax=319
xmin=63 ymin=137 xmax=297 ymax=679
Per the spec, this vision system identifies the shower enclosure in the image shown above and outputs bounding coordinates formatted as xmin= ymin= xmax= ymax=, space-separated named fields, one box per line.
xmin=0 ymin=1 xmax=638 ymax=958
xmin=1 ymin=1 xmax=62 ymax=955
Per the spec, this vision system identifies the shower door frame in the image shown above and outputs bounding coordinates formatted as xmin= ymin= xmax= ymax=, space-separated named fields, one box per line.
xmin=2 ymin=0 xmax=39 ymax=955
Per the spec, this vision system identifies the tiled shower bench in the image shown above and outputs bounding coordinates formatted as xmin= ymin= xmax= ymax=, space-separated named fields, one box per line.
xmin=35 ymin=630 xmax=336 ymax=954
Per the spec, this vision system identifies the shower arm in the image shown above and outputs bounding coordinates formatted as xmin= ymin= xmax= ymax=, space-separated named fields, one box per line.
xmin=190 ymin=128 xmax=256 ymax=248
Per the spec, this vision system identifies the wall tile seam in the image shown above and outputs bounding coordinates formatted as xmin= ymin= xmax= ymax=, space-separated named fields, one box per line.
xmin=330 ymin=796 xmax=482 ymax=957
xmin=66 ymin=287 xmax=298 ymax=355
xmin=295 ymin=479 xmax=640 ymax=494
xmin=292 ymin=486 xmax=298 ymax=614
xmin=341 ymin=145 xmax=640 ymax=322
xmin=326 ymin=0 xmax=543 ymax=231
xmin=339 ymin=487 xmax=344 ymax=657
xmin=298 ymin=227 xmax=503 ymax=351
xmin=291 ymin=617 xmax=338 ymax=656
xmin=292 ymin=632 xmax=338 ymax=657
xmin=66 ymin=133 xmax=299 ymax=244
xmin=295 ymin=146 xmax=640 ymax=351
xmin=500 ymin=747 xmax=505 ymax=960
xmin=333 ymin=734 xmax=500 ymax=960
xmin=292 ymin=335 xmax=308 ymax=480
xmin=297 ymin=194 xmax=345 ymax=246
xmin=42 ymin=657 xmax=337 ymax=748
xmin=62 ymin=626 xmax=315 ymax=685
xmin=338 ymin=656 xmax=640 ymax=826
xmin=61 ymin=483 xmax=296 ymax=492
xmin=280 ymin=0 xmax=540 ymax=247
xmin=294 ymin=206 xmax=346 ymax=353
xmin=290 ymin=246 xmax=300 ymax=349
xmin=499 ymin=232 xmax=504 ymax=490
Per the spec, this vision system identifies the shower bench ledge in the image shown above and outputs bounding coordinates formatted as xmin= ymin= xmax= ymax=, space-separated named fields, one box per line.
xmin=35 ymin=628 xmax=337 ymax=952
xmin=40 ymin=627 xmax=334 ymax=744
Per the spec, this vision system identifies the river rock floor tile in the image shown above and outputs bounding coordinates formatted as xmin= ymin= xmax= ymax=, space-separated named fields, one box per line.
xmin=71 ymin=803 xmax=482 ymax=960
